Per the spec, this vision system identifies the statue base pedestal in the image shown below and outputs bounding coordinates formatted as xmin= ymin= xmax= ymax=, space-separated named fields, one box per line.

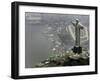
xmin=72 ymin=46 xmax=82 ymax=54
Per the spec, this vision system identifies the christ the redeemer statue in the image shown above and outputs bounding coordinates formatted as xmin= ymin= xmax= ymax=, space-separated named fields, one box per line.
xmin=71 ymin=19 xmax=84 ymax=54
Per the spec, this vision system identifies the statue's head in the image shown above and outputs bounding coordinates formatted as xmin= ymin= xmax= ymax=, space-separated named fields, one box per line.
xmin=75 ymin=19 xmax=79 ymax=24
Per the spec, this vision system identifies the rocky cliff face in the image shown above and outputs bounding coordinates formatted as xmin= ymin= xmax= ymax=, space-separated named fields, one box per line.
xmin=35 ymin=48 xmax=89 ymax=67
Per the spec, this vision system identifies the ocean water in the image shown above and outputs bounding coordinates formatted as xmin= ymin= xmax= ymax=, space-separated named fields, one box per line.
xmin=25 ymin=12 xmax=89 ymax=68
